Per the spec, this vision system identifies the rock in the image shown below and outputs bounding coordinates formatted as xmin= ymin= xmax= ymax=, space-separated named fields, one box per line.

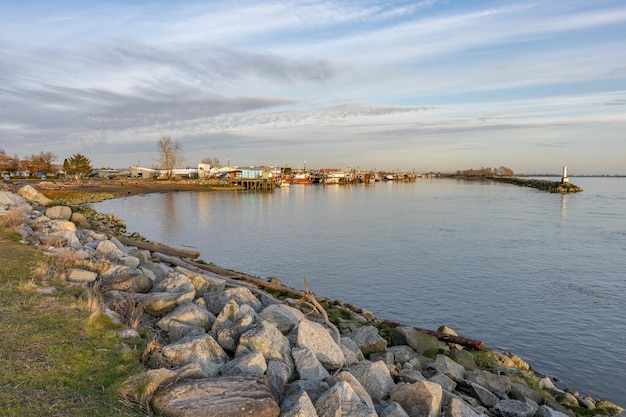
xmin=174 ymin=268 xmax=225 ymax=294
xmin=151 ymin=375 xmax=280 ymax=417
xmin=70 ymin=212 xmax=91 ymax=228
xmin=204 ymin=286 xmax=262 ymax=314
xmin=296 ymin=319 xmax=344 ymax=370
xmin=346 ymin=325 xmax=388 ymax=356
xmin=280 ymin=390 xmax=318 ymax=417
xmin=266 ymin=359 xmax=293 ymax=395
xmin=337 ymin=370 xmax=375 ymax=410
xmin=427 ymin=354 xmax=466 ymax=381
xmin=535 ymin=405 xmax=572 ymax=417
xmin=464 ymin=369 xmax=510 ymax=396
xmin=491 ymin=399 xmax=539 ymax=417
xmin=284 ymin=379 xmax=330 ymax=404
xmin=315 ymin=381 xmax=377 ymax=417
xmin=138 ymin=291 xmax=196 ymax=317
xmin=95 ymin=239 xmax=127 ymax=260
xmin=509 ymin=382 xmax=545 ymax=404
xmin=160 ymin=334 xmax=229 ymax=377
xmin=457 ymin=380 xmax=500 ymax=408
xmin=64 ymin=268 xmax=98 ymax=283
xmin=293 ymin=347 xmax=331 ymax=381
xmin=445 ymin=396 xmax=481 ymax=417
xmin=340 ymin=336 xmax=366 ymax=366
xmin=100 ymin=268 xmax=153 ymax=293
xmin=388 ymin=345 xmax=420 ymax=366
xmin=157 ymin=302 xmax=213 ymax=333
xmin=239 ymin=320 xmax=293 ymax=365
xmin=116 ymin=328 xmax=140 ymax=339
xmin=17 ymin=185 xmax=53 ymax=206
xmin=390 ymin=380 xmax=443 ymax=417
xmin=437 ymin=325 xmax=463 ymax=349
xmin=154 ymin=272 xmax=196 ymax=294
xmin=121 ymin=368 xmax=179 ymax=406
xmin=391 ymin=326 xmax=439 ymax=357
xmin=449 ymin=348 xmax=477 ymax=370
xmin=348 ymin=360 xmax=395 ymax=401
xmin=213 ymin=301 xmax=256 ymax=352
xmin=258 ymin=303 xmax=305 ymax=334
xmin=221 ymin=350 xmax=267 ymax=376
xmin=381 ymin=401 xmax=411 ymax=417
xmin=429 ymin=372 xmax=457 ymax=392
xmin=555 ymin=392 xmax=579 ymax=407
xmin=45 ymin=205 xmax=72 ymax=220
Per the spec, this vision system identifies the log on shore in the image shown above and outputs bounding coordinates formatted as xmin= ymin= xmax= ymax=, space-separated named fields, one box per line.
xmin=115 ymin=235 xmax=201 ymax=259
xmin=379 ymin=319 xmax=485 ymax=351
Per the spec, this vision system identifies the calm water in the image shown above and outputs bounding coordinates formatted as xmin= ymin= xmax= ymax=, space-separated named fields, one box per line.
xmin=93 ymin=177 xmax=626 ymax=405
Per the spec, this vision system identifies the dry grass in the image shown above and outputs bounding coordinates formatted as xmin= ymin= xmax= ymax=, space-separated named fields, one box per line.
xmin=113 ymin=293 xmax=147 ymax=330
xmin=32 ymin=248 xmax=80 ymax=280
xmin=0 ymin=208 xmax=27 ymax=232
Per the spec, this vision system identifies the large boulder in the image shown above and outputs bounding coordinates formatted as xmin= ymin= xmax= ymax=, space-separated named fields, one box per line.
xmin=315 ymin=381 xmax=377 ymax=417
xmin=151 ymin=375 xmax=280 ymax=417
xmin=391 ymin=326 xmax=440 ymax=357
xmin=204 ymin=286 xmax=263 ymax=314
xmin=45 ymin=205 xmax=72 ymax=220
xmin=258 ymin=303 xmax=305 ymax=334
xmin=391 ymin=381 xmax=443 ymax=417
xmin=17 ymin=185 xmax=53 ymax=206
xmin=160 ymin=334 xmax=229 ymax=377
xmin=296 ymin=319 xmax=344 ymax=370
xmin=348 ymin=360 xmax=395 ymax=401
xmin=346 ymin=325 xmax=388 ymax=356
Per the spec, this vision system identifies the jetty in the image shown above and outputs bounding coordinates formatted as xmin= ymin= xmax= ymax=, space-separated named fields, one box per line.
xmin=491 ymin=177 xmax=583 ymax=193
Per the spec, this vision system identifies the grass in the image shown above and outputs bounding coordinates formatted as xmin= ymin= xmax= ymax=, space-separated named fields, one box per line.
xmin=0 ymin=227 xmax=149 ymax=417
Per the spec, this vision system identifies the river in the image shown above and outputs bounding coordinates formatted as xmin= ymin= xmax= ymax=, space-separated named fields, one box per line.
xmin=93 ymin=177 xmax=626 ymax=405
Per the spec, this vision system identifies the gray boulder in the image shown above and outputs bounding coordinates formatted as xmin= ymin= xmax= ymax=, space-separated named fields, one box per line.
xmin=17 ymin=185 xmax=53 ymax=206
xmin=138 ymin=291 xmax=196 ymax=317
xmin=100 ymin=268 xmax=153 ymax=293
xmin=390 ymin=380 xmax=443 ymax=417
xmin=204 ymin=286 xmax=262 ymax=314
xmin=296 ymin=319 xmax=344 ymax=370
xmin=337 ymin=370 xmax=375 ymax=410
xmin=174 ymin=266 xmax=226 ymax=293
xmin=64 ymin=268 xmax=98 ymax=283
xmin=348 ymin=360 xmax=395 ymax=401
xmin=293 ymin=347 xmax=330 ymax=381
xmin=221 ymin=350 xmax=267 ymax=376
xmin=284 ymin=379 xmax=330 ymax=404
xmin=157 ymin=302 xmax=213 ymax=333
xmin=391 ymin=326 xmax=439 ymax=357
xmin=153 ymin=272 xmax=195 ymax=294
xmin=445 ymin=397 xmax=481 ymax=417
xmin=315 ymin=381 xmax=377 ymax=417
xmin=457 ymin=380 xmax=500 ymax=408
xmin=389 ymin=345 xmax=420 ymax=366
xmin=258 ymin=303 xmax=304 ymax=334
xmin=45 ymin=205 xmax=72 ymax=220
xmin=151 ymin=375 xmax=280 ymax=417
xmin=280 ymin=390 xmax=318 ymax=417
xmin=213 ymin=300 xmax=256 ymax=352
xmin=491 ymin=399 xmax=539 ymax=417
xmin=95 ymin=239 xmax=127 ymax=260
xmin=160 ymin=334 xmax=229 ymax=377
xmin=340 ymin=336 xmax=366 ymax=366
xmin=346 ymin=325 xmax=388 ymax=356
xmin=427 ymin=354 xmax=466 ymax=381
xmin=465 ymin=369 xmax=511 ymax=396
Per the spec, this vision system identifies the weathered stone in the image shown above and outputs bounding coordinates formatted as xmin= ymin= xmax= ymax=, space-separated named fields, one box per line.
xmin=120 ymin=368 xmax=178 ymax=406
xmin=266 ymin=359 xmax=293 ymax=394
xmin=0 ymin=191 xmax=30 ymax=209
xmin=492 ymin=399 xmax=539 ymax=417
xmin=70 ymin=212 xmax=91 ymax=228
xmin=465 ymin=369 xmax=511 ymax=396
xmin=346 ymin=325 xmax=388 ymax=356
xmin=100 ymin=268 xmax=153 ymax=293
xmin=429 ymin=372 xmax=457 ymax=392
xmin=555 ymin=392 xmax=579 ymax=407
xmin=174 ymin=266 xmax=226 ymax=293
xmin=17 ymin=185 xmax=53 ymax=206
xmin=348 ymin=360 xmax=395 ymax=401
xmin=151 ymin=375 xmax=280 ymax=417
xmin=427 ymin=354 xmax=466 ymax=381
xmin=535 ymin=405 xmax=572 ymax=417
xmin=337 ymin=370 xmax=375 ymax=410
xmin=137 ymin=291 xmax=195 ymax=317
xmin=157 ymin=302 xmax=212 ymax=333
xmin=64 ymin=268 xmax=98 ymax=283
xmin=390 ymin=381 xmax=442 ymax=417
xmin=168 ymin=323 xmax=206 ymax=342
xmin=45 ymin=205 xmax=72 ymax=220
xmin=221 ymin=350 xmax=267 ymax=376
xmin=381 ymin=401 xmax=411 ymax=417
xmin=445 ymin=396 xmax=481 ymax=417
xmin=449 ymin=348 xmax=477 ymax=370
xmin=154 ymin=272 xmax=196 ymax=294
xmin=509 ymin=381 xmax=545 ymax=404
xmin=397 ymin=368 xmax=427 ymax=384
xmin=284 ymin=379 xmax=330 ymax=404
xmin=457 ymin=380 xmax=500 ymax=408
xmin=95 ymin=239 xmax=127 ymax=260
xmin=296 ymin=319 xmax=344 ymax=370
xmin=204 ymin=286 xmax=263 ymax=314
xmin=474 ymin=350 xmax=529 ymax=371
xmin=258 ymin=303 xmax=305 ymax=334
xmin=116 ymin=328 xmax=140 ymax=339
xmin=160 ymin=334 xmax=228 ymax=377
xmin=214 ymin=301 xmax=256 ymax=352
xmin=280 ymin=390 xmax=318 ymax=417
xmin=340 ymin=336 xmax=365 ymax=366
xmin=315 ymin=381 xmax=377 ymax=417
xmin=370 ymin=350 xmax=395 ymax=366
xmin=389 ymin=345 xmax=420 ymax=366
xmin=391 ymin=326 xmax=439 ymax=357
xmin=293 ymin=347 xmax=330 ymax=381
xmin=239 ymin=320 xmax=293 ymax=365
xmin=51 ymin=219 xmax=76 ymax=231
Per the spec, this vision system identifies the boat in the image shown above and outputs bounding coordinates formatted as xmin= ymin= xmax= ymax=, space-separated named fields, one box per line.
xmin=291 ymin=173 xmax=313 ymax=184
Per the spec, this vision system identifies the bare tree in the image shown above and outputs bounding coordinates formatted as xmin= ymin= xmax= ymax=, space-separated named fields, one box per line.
xmin=201 ymin=157 xmax=220 ymax=168
xmin=157 ymin=136 xmax=184 ymax=180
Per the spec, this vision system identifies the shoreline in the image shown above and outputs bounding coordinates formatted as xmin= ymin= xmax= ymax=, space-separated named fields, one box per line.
xmin=11 ymin=180 xmax=625 ymax=412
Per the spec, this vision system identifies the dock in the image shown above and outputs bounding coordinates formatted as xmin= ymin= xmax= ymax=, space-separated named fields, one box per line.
xmin=229 ymin=178 xmax=277 ymax=190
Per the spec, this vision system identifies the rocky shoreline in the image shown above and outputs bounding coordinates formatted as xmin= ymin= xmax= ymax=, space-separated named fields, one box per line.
xmin=1 ymin=185 xmax=623 ymax=417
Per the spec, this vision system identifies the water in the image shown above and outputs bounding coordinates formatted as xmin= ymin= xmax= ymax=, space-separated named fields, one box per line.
xmin=93 ymin=177 xmax=626 ymax=405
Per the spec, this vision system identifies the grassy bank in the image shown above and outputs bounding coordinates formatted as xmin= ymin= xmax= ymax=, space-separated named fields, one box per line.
xmin=0 ymin=227 xmax=147 ymax=417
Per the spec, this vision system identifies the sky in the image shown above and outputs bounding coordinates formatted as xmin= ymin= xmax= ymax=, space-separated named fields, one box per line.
xmin=1 ymin=0 xmax=625 ymax=174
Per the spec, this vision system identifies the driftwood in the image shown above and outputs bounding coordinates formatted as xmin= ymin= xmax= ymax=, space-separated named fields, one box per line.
xmin=115 ymin=235 xmax=201 ymax=259
xmin=378 ymin=319 xmax=485 ymax=351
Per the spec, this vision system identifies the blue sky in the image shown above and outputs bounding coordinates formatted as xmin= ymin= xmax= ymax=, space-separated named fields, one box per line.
xmin=1 ymin=0 xmax=625 ymax=174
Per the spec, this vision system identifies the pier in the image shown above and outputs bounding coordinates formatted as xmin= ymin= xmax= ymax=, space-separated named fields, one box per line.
xmin=229 ymin=178 xmax=277 ymax=190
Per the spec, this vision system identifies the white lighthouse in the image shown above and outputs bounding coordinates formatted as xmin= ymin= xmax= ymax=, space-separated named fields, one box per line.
xmin=561 ymin=166 xmax=569 ymax=183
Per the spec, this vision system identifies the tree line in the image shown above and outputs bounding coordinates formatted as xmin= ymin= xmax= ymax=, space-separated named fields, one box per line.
xmin=455 ymin=166 xmax=514 ymax=177
xmin=1 ymin=149 xmax=93 ymax=177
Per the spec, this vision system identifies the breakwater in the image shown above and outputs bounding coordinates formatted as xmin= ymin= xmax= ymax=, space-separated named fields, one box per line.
xmin=2 ymin=185 xmax=625 ymax=416
xmin=490 ymin=177 xmax=583 ymax=193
